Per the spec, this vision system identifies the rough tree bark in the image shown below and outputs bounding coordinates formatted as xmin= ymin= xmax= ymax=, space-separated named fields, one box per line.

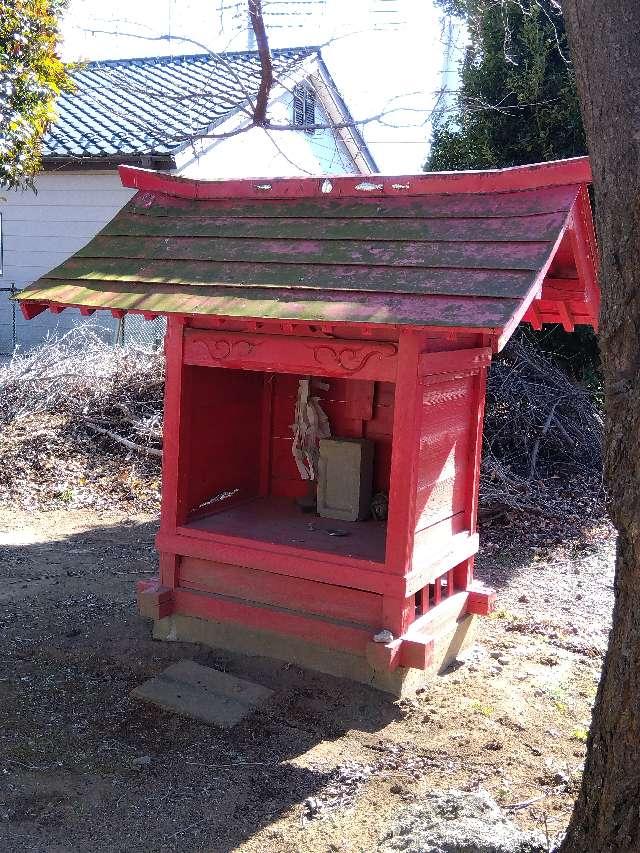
xmin=559 ymin=3 xmax=640 ymax=852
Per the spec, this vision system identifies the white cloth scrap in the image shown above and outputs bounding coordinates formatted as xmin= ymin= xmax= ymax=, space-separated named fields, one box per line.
xmin=291 ymin=378 xmax=331 ymax=480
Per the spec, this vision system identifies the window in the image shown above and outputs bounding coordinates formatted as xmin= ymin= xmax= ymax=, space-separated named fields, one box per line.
xmin=0 ymin=213 xmax=3 ymax=276
xmin=293 ymin=84 xmax=316 ymax=134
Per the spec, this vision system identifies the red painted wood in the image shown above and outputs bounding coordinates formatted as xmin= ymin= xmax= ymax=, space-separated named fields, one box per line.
xmin=137 ymin=578 xmax=174 ymax=619
xmin=159 ymin=552 xmax=179 ymax=588
xmin=412 ymin=513 xmax=468 ymax=567
xmin=173 ymin=588 xmax=372 ymax=654
xmin=176 ymin=508 xmax=386 ymax=569
xmin=453 ymin=558 xmax=473 ymax=592
xmin=159 ymin=316 xmax=188 ymax=533
xmin=413 ymin=371 xmax=477 ymax=539
xmin=466 ymin=581 xmax=497 ymax=616
xmin=179 ymin=556 xmax=383 ymax=626
xmin=182 ymin=366 xmax=264 ymax=516
xmin=385 ymin=330 xmax=423 ymax=574
xmin=119 ymin=157 xmax=591 ymax=199
xmin=407 ymin=590 xmax=470 ymax=637
xmin=527 ymin=301 xmax=594 ymax=326
xmin=259 ymin=374 xmax=274 ymax=496
xmin=399 ymin=636 xmax=434 ymax=670
xmin=157 ymin=531 xmax=402 ymax=595
xmin=541 ymin=277 xmax=586 ymax=301
xmin=405 ymin=532 xmax=479 ymax=596
xmin=183 ymin=329 xmax=399 ymax=381
xmin=557 ymin=301 xmax=575 ymax=333
xmin=465 ymin=353 xmax=490 ymax=535
xmin=19 ymin=301 xmax=46 ymax=320
xmin=80 ymin=233 xmax=553 ymax=271
xmin=382 ymin=595 xmax=414 ymax=636
xmin=447 ymin=569 xmax=455 ymax=593
xmin=183 ymin=495 xmax=386 ymax=564
xmin=346 ymin=379 xmax=374 ymax=423
xmin=16 ymin=158 xmax=602 ymax=680
xmin=525 ymin=302 xmax=543 ymax=331
xmin=569 ymin=190 xmax=600 ymax=326
xmin=418 ymin=347 xmax=492 ymax=379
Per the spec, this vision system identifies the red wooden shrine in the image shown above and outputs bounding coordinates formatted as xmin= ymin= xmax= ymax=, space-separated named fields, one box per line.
xmin=18 ymin=157 xmax=600 ymax=691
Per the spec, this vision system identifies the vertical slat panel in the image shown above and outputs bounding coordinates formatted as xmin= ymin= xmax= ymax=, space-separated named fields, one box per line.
xmin=465 ymin=361 xmax=489 ymax=535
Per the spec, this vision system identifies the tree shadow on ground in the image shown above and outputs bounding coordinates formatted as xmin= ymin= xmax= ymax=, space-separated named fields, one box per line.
xmin=0 ymin=514 xmax=403 ymax=853
xmin=474 ymin=481 xmax=609 ymax=595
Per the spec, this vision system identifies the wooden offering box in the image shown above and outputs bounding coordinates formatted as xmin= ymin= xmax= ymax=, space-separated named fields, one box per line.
xmin=18 ymin=158 xmax=600 ymax=692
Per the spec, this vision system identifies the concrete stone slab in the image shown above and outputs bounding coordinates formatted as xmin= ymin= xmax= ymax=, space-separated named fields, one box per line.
xmin=152 ymin=613 xmax=478 ymax=696
xmin=131 ymin=659 xmax=274 ymax=727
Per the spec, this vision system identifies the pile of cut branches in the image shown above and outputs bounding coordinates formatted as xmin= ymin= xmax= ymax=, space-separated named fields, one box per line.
xmin=0 ymin=326 xmax=164 ymax=511
xmin=481 ymin=332 xmax=604 ymax=519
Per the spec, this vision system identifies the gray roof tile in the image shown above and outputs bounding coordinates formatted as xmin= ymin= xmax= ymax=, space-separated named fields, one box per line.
xmin=43 ymin=47 xmax=318 ymax=159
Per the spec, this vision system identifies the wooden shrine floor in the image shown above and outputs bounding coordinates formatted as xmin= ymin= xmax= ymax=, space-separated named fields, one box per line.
xmin=186 ymin=496 xmax=387 ymax=564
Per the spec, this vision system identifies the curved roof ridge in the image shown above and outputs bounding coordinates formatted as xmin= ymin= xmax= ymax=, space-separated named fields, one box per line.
xmin=118 ymin=157 xmax=593 ymax=201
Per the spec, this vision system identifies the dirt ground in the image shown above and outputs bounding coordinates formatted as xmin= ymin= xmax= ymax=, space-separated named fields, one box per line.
xmin=0 ymin=505 xmax=615 ymax=853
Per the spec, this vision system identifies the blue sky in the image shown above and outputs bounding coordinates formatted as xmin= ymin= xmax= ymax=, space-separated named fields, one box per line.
xmin=60 ymin=0 xmax=464 ymax=172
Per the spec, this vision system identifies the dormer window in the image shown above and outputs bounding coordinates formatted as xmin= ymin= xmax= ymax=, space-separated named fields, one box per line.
xmin=293 ymin=83 xmax=316 ymax=134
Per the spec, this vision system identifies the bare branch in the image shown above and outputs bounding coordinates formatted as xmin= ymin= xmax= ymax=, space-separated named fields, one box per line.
xmin=247 ymin=0 xmax=273 ymax=126
xmin=83 ymin=421 xmax=163 ymax=457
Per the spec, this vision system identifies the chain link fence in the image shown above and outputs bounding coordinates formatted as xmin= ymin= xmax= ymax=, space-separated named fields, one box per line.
xmin=119 ymin=313 xmax=167 ymax=351
xmin=0 ymin=284 xmax=18 ymax=356
xmin=1 ymin=285 xmax=166 ymax=356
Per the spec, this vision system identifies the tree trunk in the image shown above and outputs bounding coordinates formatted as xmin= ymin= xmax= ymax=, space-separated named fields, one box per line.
xmin=559 ymin=3 xmax=640 ymax=851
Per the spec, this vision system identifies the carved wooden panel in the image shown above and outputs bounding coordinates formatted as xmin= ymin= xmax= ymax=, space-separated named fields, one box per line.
xmin=183 ymin=329 xmax=398 ymax=381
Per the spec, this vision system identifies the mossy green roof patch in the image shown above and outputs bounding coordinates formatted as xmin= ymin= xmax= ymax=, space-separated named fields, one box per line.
xmin=18 ymin=164 xmax=596 ymax=334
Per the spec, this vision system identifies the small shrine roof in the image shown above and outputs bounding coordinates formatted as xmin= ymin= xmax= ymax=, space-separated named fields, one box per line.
xmin=18 ymin=157 xmax=599 ymax=348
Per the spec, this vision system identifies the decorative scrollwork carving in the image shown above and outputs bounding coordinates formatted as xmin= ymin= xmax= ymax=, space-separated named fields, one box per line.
xmin=311 ymin=342 xmax=398 ymax=374
xmin=194 ymin=338 xmax=258 ymax=361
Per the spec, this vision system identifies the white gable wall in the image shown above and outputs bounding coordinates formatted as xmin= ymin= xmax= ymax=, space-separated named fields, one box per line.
xmin=175 ymin=91 xmax=356 ymax=179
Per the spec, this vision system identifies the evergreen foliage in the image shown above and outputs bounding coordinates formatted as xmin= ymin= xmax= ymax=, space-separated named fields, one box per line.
xmin=0 ymin=0 xmax=70 ymax=189
xmin=428 ymin=0 xmax=586 ymax=171
xmin=429 ymin=1 xmax=597 ymax=379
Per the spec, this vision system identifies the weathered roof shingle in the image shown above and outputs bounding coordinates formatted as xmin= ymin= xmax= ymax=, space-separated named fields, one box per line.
xmin=18 ymin=158 xmax=600 ymax=347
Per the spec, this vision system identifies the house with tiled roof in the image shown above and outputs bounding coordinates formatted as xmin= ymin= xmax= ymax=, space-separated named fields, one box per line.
xmin=0 ymin=47 xmax=375 ymax=351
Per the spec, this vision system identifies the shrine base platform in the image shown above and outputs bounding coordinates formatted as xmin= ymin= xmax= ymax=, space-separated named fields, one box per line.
xmin=152 ymin=610 xmax=477 ymax=696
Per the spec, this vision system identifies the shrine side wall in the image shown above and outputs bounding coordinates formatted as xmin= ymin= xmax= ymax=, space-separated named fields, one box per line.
xmin=414 ymin=373 xmax=475 ymax=535
xmin=182 ymin=365 xmax=264 ymax=515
